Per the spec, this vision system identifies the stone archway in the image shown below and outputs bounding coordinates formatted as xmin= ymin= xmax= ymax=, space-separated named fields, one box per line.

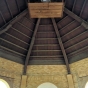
xmin=37 ymin=82 xmax=58 ymax=88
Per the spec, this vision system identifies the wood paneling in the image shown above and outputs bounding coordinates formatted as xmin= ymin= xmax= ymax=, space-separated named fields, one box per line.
xmin=28 ymin=3 xmax=64 ymax=18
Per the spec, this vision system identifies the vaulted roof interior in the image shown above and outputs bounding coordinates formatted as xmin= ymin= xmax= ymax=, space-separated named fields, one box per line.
xmin=0 ymin=0 xmax=88 ymax=67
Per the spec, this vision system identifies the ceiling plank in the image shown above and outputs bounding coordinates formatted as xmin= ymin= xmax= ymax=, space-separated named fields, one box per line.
xmin=4 ymin=0 xmax=13 ymax=18
xmin=23 ymin=18 xmax=40 ymax=75
xmin=11 ymin=27 xmax=31 ymax=39
xmin=0 ymin=11 xmax=6 ymax=23
xmin=0 ymin=9 xmax=27 ymax=35
xmin=0 ymin=45 xmax=26 ymax=57
xmin=5 ymin=32 xmax=29 ymax=45
xmin=64 ymin=8 xmax=88 ymax=29
xmin=72 ymin=0 xmax=77 ymax=11
xmin=0 ymin=38 xmax=27 ymax=51
xmin=51 ymin=18 xmax=70 ymax=74
xmin=17 ymin=22 xmax=33 ymax=32
xmin=79 ymin=0 xmax=87 ymax=16
xmin=68 ymin=46 xmax=88 ymax=57
xmin=15 ymin=0 xmax=20 ymax=12
xmin=64 ymin=31 xmax=87 ymax=45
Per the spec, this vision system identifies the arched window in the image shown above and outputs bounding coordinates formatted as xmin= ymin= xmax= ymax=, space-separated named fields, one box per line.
xmin=0 ymin=79 xmax=10 ymax=88
xmin=85 ymin=82 xmax=88 ymax=88
xmin=37 ymin=82 xmax=57 ymax=88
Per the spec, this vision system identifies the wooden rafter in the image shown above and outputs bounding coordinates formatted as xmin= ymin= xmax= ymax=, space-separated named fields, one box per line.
xmin=51 ymin=18 xmax=70 ymax=74
xmin=64 ymin=8 xmax=88 ymax=29
xmin=0 ymin=9 xmax=27 ymax=35
xmin=23 ymin=18 xmax=40 ymax=75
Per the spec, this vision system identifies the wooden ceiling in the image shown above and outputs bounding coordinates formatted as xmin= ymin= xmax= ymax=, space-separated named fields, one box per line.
xmin=0 ymin=0 xmax=88 ymax=70
xmin=28 ymin=3 xmax=64 ymax=18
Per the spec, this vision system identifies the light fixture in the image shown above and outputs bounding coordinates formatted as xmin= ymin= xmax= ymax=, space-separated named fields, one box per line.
xmin=41 ymin=0 xmax=51 ymax=2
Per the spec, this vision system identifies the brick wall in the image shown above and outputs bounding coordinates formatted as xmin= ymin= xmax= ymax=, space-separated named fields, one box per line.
xmin=26 ymin=65 xmax=68 ymax=88
xmin=26 ymin=58 xmax=88 ymax=88
xmin=70 ymin=58 xmax=88 ymax=88
xmin=0 ymin=57 xmax=23 ymax=88
xmin=0 ymin=57 xmax=88 ymax=88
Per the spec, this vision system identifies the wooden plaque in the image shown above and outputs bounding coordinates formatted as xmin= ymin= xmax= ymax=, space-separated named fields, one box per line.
xmin=28 ymin=2 xmax=64 ymax=18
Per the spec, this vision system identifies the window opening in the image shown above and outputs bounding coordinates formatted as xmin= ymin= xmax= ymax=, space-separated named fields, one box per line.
xmin=37 ymin=82 xmax=57 ymax=88
xmin=85 ymin=82 xmax=88 ymax=88
xmin=0 ymin=79 xmax=10 ymax=88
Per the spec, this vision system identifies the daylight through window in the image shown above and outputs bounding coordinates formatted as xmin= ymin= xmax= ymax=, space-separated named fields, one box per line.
xmin=0 ymin=79 xmax=10 ymax=88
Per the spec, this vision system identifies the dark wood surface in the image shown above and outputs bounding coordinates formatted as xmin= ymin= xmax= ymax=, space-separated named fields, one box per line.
xmin=52 ymin=18 xmax=70 ymax=74
xmin=0 ymin=0 xmax=88 ymax=68
xmin=24 ymin=18 xmax=40 ymax=74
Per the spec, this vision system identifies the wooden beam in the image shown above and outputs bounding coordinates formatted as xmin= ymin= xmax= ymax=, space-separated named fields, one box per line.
xmin=0 ymin=45 xmax=26 ymax=57
xmin=0 ymin=38 xmax=27 ymax=51
xmin=24 ymin=17 xmax=35 ymax=25
xmin=15 ymin=0 xmax=20 ymax=12
xmin=0 ymin=11 xmax=6 ymax=23
xmin=11 ymin=27 xmax=31 ymax=39
xmin=51 ymin=18 xmax=70 ymax=74
xmin=28 ymin=59 xmax=65 ymax=65
xmin=0 ymin=9 xmax=27 ymax=35
xmin=66 ymin=38 xmax=88 ymax=50
xmin=34 ymin=44 xmax=59 ymax=46
xmin=32 ymin=50 xmax=61 ymax=52
xmin=62 ymin=26 xmax=81 ymax=38
xmin=23 ymin=18 xmax=40 ymax=75
xmin=67 ymin=74 xmax=74 ymax=88
xmin=5 ymin=0 xmax=13 ymax=18
xmin=68 ymin=45 xmax=88 ymax=57
xmin=30 ymin=55 xmax=63 ymax=58
xmin=5 ymin=33 xmax=29 ymax=45
xmin=60 ymin=20 xmax=75 ymax=31
xmin=17 ymin=22 xmax=33 ymax=32
xmin=64 ymin=8 xmax=88 ymax=29
xmin=72 ymin=0 xmax=77 ymax=11
xmin=80 ymin=0 xmax=87 ymax=16
xmin=20 ymin=75 xmax=27 ymax=88
xmin=64 ymin=31 xmax=87 ymax=45
xmin=57 ymin=16 xmax=68 ymax=25
xmin=0 ymin=49 xmax=25 ymax=64
xmin=0 ymin=24 xmax=12 ymax=35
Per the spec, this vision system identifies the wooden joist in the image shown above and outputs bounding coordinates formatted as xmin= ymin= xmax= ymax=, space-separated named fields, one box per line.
xmin=28 ymin=3 xmax=64 ymax=18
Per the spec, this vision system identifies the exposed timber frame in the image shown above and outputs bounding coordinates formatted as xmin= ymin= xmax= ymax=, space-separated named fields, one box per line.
xmin=5 ymin=0 xmax=13 ymax=18
xmin=23 ymin=18 xmax=40 ymax=75
xmin=51 ymin=18 xmax=70 ymax=74
xmin=0 ymin=9 xmax=28 ymax=35
xmin=15 ymin=0 xmax=21 ymax=12
xmin=0 ymin=11 xmax=6 ymax=24
xmin=64 ymin=8 xmax=88 ymax=29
